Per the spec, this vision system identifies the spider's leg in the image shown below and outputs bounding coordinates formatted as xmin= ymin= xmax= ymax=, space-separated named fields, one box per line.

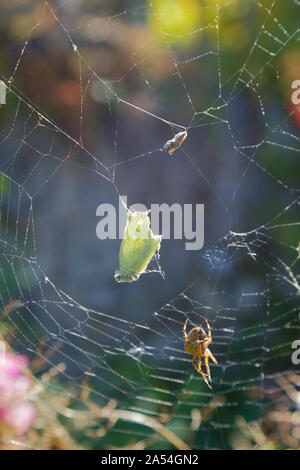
xmin=207 ymin=348 xmax=218 ymax=364
xmin=183 ymin=319 xmax=188 ymax=338
xmin=203 ymin=375 xmax=212 ymax=389
xmin=197 ymin=357 xmax=208 ymax=381
xmin=196 ymin=357 xmax=212 ymax=389
xmin=200 ymin=367 xmax=212 ymax=389
xmin=191 ymin=356 xmax=211 ymax=389
xmin=192 ymin=356 xmax=203 ymax=375
xmin=191 ymin=356 xmax=198 ymax=372
xmin=204 ymin=354 xmax=212 ymax=383
xmin=204 ymin=318 xmax=212 ymax=341
xmin=197 ymin=357 xmax=202 ymax=374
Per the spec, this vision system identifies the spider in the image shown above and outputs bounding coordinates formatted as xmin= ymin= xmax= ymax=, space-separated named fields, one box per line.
xmin=183 ymin=318 xmax=218 ymax=388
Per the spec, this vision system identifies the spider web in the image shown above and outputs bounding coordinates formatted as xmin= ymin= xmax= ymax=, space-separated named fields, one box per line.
xmin=0 ymin=0 xmax=299 ymax=450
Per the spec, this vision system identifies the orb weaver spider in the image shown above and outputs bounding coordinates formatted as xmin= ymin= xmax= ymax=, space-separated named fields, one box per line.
xmin=183 ymin=318 xmax=218 ymax=388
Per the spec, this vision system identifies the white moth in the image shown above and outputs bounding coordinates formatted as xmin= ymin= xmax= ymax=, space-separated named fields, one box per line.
xmin=163 ymin=130 xmax=187 ymax=156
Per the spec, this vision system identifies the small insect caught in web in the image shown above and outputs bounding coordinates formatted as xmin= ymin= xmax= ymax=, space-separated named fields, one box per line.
xmin=163 ymin=130 xmax=187 ymax=156
xmin=114 ymin=210 xmax=162 ymax=283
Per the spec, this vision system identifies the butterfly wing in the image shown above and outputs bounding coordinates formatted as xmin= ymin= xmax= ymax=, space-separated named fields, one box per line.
xmin=115 ymin=211 xmax=161 ymax=283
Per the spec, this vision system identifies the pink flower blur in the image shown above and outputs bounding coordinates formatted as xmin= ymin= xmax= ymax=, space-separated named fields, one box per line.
xmin=0 ymin=352 xmax=35 ymax=436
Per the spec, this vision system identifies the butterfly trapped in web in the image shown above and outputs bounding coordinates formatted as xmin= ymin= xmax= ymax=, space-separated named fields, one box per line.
xmin=114 ymin=210 xmax=162 ymax=283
